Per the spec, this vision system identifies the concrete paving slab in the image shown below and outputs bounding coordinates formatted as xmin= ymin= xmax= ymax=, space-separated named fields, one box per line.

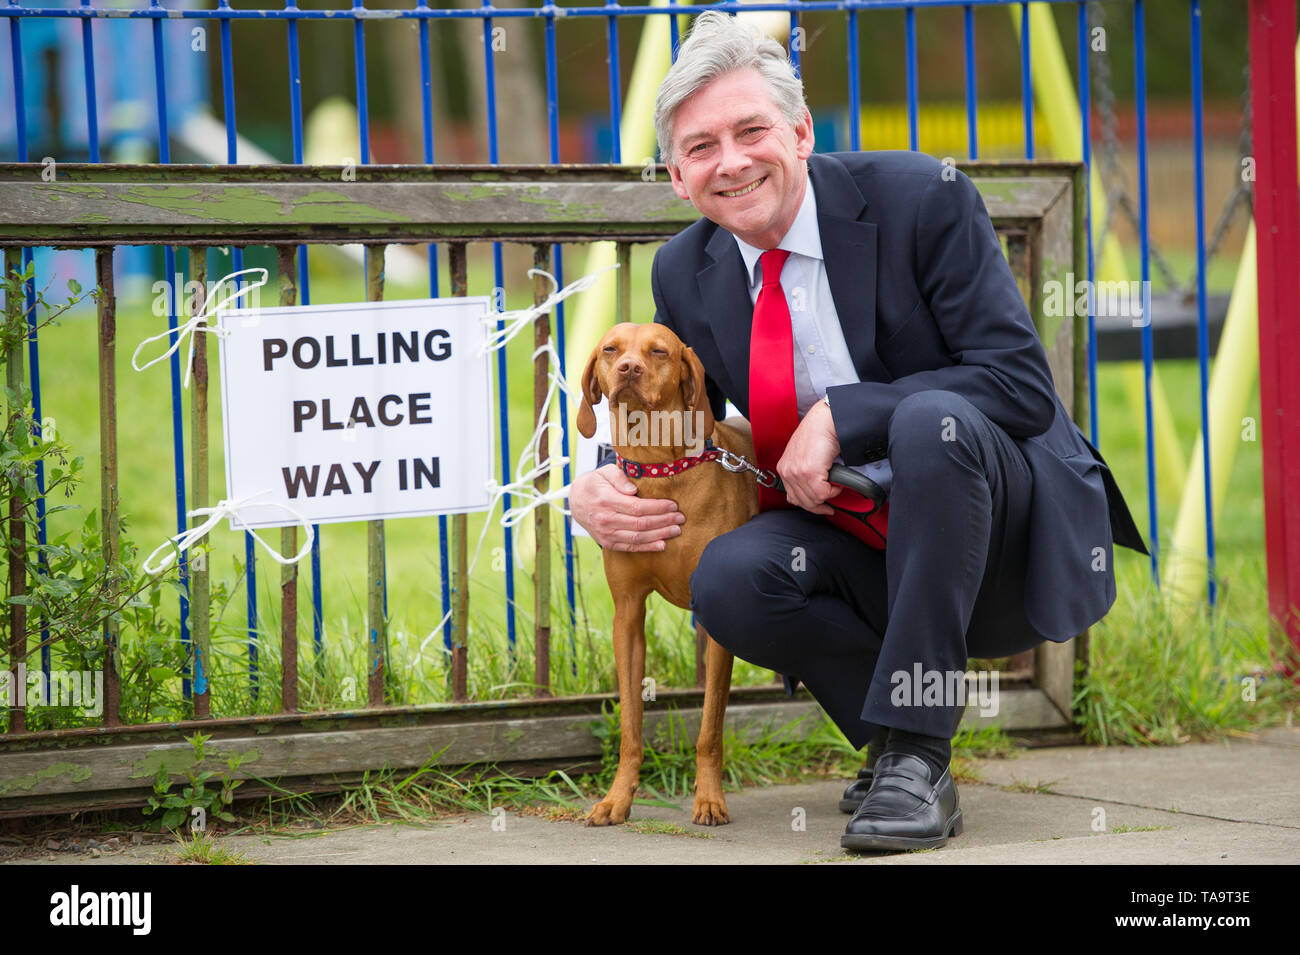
xmin=963 ymin=726 xmax=1300 ymax=828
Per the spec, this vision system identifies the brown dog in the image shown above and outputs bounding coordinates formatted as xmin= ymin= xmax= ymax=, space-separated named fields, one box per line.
xmin=576 ymin=322 xmax=759 ymax=826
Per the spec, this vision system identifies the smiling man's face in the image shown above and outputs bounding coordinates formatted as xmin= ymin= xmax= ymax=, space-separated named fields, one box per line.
xmin=666 ymin=66 xmax=814 ymax=250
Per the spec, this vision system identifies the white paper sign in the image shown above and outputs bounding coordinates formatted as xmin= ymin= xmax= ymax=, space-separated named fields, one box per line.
xmin=217 ymin=296 xmax=495 ymax=529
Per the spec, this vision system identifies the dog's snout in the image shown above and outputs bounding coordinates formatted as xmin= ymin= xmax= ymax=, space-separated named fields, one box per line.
xmin=615 ymin=356 xmax=643 ymax=378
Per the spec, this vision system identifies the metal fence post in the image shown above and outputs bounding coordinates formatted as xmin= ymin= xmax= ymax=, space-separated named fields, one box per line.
xmin=96 ymin=248 xmax=121 ymax=727
xmin=277 ymin=246 xmax=300 ymax=712
xmin=365 ymin=243 xmax=390 ymax=706
xmin=4 ymin=247 xmax=26 ymax=734
xmin=449 ymin=242 xmax=470 ymax=703
xmin=532 ymin=243 xmax=552 ymax=696
xmin=188 ymin=246 xmax=211 ymax=718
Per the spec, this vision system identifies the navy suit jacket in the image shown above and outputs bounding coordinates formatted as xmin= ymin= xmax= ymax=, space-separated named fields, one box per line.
xmin=651 ymin=150 xmax=1147 ymax=644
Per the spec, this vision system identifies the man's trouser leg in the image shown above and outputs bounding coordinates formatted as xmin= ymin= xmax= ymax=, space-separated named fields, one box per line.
xmin=690 ymin=389 xmax=1047 ymax=749
xmin=690 ymin=506 xmax=889 ymax=749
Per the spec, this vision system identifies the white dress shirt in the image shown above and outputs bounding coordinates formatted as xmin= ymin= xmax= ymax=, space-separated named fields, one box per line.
xmin=732 ymin=173 xmax=894 ymax=494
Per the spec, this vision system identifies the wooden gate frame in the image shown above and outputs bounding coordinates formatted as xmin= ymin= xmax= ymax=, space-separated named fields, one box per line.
xmin=0 ymin=160 xmax=1087 ymax=817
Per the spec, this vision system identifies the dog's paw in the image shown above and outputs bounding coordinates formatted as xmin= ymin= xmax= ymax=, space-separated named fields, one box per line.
xmin=691 ymin=792 xmax=731 ymax=827
xmin=585 ymin=797 xmax=633 ymax=827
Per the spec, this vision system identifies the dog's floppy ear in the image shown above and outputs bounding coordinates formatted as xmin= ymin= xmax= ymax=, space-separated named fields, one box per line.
xmin=576 ymin=347 xmax=604 ymax=439
xmin=681 ymin=346 xmax=715 ymax=442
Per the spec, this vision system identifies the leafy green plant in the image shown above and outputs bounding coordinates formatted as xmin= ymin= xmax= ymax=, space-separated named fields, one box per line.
xmin=143 ymin=731 xmax=247 ymax=833
xmin=2 ymin=269 xmax=116 ymax=653
xmin=2 ymin=262 xmax=191 ymax=731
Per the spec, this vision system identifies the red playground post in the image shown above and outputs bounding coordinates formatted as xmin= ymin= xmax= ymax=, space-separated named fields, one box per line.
xmin=1248 ymin=0 xmax=1300 ymax=678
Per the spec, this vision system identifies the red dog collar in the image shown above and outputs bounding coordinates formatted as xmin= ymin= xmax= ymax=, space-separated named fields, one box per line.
xmin=615 ymin=446 xmax=723 ymax=479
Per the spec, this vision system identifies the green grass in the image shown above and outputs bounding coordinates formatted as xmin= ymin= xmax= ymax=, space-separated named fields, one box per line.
xmin=1075 ymin=558 xmax=1299 ymax=745
xmin=597 ymin=704 xmax=863 ymax=799
xmin=951 ymin=722 xmax=1021 ymax=759
xmin=16 ymin=238 xmax=1295 ymax=747
xmin=624 ymin=819 xmax=714 ymax=838
xmin=1001 ymin=778 xmax=1060 ymax=795
xmin=171 ymin=830 xmax=253 ymax=865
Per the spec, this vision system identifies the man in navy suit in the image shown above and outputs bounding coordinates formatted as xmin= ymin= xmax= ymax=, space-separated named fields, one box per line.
xmin=568 ymin=11 xmax=1146 ymax=851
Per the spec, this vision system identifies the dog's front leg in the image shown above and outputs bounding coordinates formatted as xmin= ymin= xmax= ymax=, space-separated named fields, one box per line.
xmin=586 ymin=595 xmax=647 ymax=826
xmin=693 ymin=630 xmax=733 ymax=826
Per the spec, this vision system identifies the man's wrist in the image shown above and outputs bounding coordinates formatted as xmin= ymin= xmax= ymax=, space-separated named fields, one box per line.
xmin=819 ymin=393 xmax=839 ymax=450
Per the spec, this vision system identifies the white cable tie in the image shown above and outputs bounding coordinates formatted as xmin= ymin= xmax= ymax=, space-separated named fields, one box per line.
xmin=413 ymin=465 xmax=574 ymax=664
xmin=531 ymin=339 xmax=582 ymax=403
xmin=411 ymin=403 xmax=579 ymax=660
xmin=476 ymin=263 xmax=619 ymax=357
xmin=131 ymin=267 xmax=270 ymax=388
xmin=413 ymin=608 xmax=454 ymax=669
xmin=414 ymin=441 xmax=573 ymax=653
xmin=489 ymin=424 xmax=575 ymax=528
xmin=496 ymin=480 xmax=574 ymax=528
xmin=142 ymin=489 xmax=315 ymax=576
xmin=415 ymin=479 xmax=512 ymax=654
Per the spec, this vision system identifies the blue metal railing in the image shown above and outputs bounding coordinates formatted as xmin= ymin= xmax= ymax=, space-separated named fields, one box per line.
xmin=964 ymin=5 xmax=977 ymax=158
xmin=1019 ymin=3 xmax=1033 ymax=157
xmin=1 ymin=0 xmax=1234 ymax=710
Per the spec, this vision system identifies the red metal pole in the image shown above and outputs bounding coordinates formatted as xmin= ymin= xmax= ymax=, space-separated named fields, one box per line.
xmin=1248 ymin=0 xmax=1300 ymax=678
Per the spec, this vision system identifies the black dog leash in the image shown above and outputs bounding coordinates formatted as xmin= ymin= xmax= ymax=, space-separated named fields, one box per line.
xmin=608 ymin=440 xmax=888 ymax=541
xmin=713 ymin=447 xmax=888 ymax=522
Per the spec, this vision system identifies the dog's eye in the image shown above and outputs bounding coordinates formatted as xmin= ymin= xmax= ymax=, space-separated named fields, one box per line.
xmin=602 ymin=345 xmax=617 ymax=354
xmin=651 ymin=349 xmax=669 ymax=358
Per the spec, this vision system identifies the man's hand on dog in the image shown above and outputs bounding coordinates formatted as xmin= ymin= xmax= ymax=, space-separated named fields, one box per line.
xmin=570 ymin=464 xmax=687 ymax=551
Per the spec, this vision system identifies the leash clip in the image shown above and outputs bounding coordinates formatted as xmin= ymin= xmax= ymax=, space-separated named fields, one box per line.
xmin=716 ymin=448 xmax=779 ymax=488
xmin=715 ymin=448 xmax=746 ymax=472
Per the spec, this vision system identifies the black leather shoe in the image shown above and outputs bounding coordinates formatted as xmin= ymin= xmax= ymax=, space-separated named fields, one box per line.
xmin=841 ymin=752 xmax=963 ymax=852
xmin=839 ymin=766 xmax=875 ymax=813
xmin=840 ymin=701 xmax=967 ymax=814
xmin=838 ymin=727 xmax=889 ymax=812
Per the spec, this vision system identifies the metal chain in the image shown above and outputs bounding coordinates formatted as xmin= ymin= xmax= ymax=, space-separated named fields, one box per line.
xmin=1203 ymin=62 xmax=1253 ymax=264
xmin=1085 ymin=0 xmax=1255 ymax=296
xmin=1089 ymin=2 xmax=1125 ymax=259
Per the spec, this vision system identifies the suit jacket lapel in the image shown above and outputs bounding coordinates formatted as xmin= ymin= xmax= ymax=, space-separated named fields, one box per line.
xmin=807 ymin=153 xmax=891 ymax=384
xmin=697 ymin=225 xmax=756 ymax=417
xmin=696 ymin=153 xmax=891 ymax=419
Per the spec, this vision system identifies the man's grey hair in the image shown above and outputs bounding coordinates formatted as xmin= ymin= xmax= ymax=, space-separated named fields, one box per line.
xmin=654 ymin=10 xmax=807 ymax=169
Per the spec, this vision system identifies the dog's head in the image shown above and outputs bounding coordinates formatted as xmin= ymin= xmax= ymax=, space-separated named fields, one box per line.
xmin=576 ymin=322 xmax=716 ymax=451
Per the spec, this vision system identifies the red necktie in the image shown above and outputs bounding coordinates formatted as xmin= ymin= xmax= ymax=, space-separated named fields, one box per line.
xmin=748 ymin=248 xmax=889 ymax=550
